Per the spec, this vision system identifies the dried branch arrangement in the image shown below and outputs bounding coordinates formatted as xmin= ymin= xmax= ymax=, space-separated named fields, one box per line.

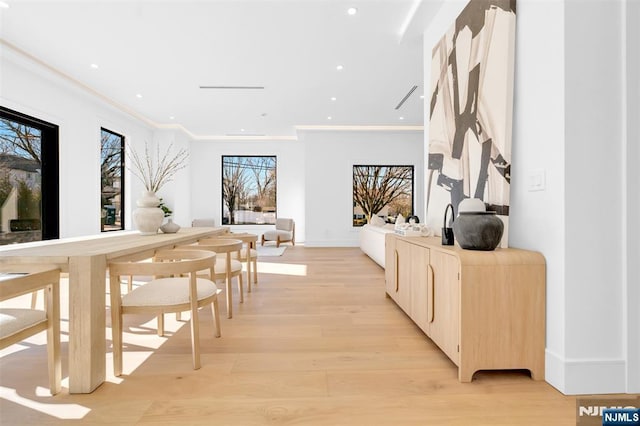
xmin=127 ymin=141 xmax=188 ymax=193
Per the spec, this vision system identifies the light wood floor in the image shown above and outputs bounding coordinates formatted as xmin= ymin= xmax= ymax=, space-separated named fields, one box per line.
xmin=0 ymin=247 xmax=577 ymax=425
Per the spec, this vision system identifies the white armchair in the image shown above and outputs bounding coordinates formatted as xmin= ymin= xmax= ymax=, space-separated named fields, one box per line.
xmin=261 ymin=218 xmax=295 ymax=248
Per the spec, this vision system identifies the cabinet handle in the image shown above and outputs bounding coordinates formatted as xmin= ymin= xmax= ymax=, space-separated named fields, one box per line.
xmin=394 ymin=250 xmax=399 ymax=292
xmin=428 ymin=264 xmax=434 ymax=323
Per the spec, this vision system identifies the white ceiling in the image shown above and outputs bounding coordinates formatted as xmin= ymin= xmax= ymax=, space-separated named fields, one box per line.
xmin=0 ymin=0 xmax=439 ymax=139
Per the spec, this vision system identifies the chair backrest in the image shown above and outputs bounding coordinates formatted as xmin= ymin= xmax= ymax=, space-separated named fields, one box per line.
xmin=215 ymin=233 xmax=258 ymax=245
xmin=109 ymin=249 xmax=216 ymax=278
xmin=0 ymin=264 xmax=60 ymax=303
xmin=275 ymin=218 xmax=294 ymax=232
xmin=191 ymin=238 xmax=243 ymax=254
xmin=191 ymin=218 xmax=216 ymax=227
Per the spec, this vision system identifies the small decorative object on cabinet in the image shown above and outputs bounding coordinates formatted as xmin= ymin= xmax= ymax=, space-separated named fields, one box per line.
xmin=453 ymin=211 xmax=504 ymax=251
xmin=441 ymin=203 xmax=454 ymax=245
xmin=385 ymin=233 xmax=545 ymax=382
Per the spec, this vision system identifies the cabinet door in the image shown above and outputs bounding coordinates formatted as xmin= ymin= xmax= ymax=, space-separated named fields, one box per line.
xmin=428 ymin=250 xmax=460 ymax=365
xmin=394 ymin=239 xmax=413 ymax=315
xmin=384 ymin=233 xmax=397 ymax=298
xmin=410 ymin=244 xmax=430 ymax=334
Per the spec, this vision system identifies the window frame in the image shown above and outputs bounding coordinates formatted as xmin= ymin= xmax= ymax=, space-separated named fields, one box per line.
xmin=352 ymin=164 xmax=415 ymax=227
xmin=221 ymin=155 xmax=277 ymax=225
xmin=100 ymin=127 xmax=125 ymax=232
xmin=0 ymin=106 xmax=59 ymax=241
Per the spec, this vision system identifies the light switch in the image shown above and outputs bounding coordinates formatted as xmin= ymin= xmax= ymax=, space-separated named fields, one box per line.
xmin=528 ymin=169 xmax=546 ymax=192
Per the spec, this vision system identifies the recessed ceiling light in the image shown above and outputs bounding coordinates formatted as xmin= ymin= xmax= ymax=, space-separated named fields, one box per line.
xmin=0 ymin=2 xmax=9 ymax=9
xmin=327 ymin=116 xmax=332 ymax=120
xmin=331 ymin=97 xmax=337 ymax=101
xmin=420 ymin=95 xmax=424 ymax=99
xmin=347 ymin=7 xmax=357 ymax=15
xmin=399 ymin=116 xmax=405 ymax=120
xmin=169 ymin=116 xmax=175 ymax=120
xmin=90 ymin=63 xmax=99 ymax=69
xmin=240 ymin=128 xmax=245 ymax=132
xmin=136 ymin=94 xmax=143 ymax=99
xmin=336 ymin=65 xmax=344 ymax=71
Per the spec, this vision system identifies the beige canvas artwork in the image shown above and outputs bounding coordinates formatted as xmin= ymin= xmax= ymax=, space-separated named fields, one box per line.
xmin=426 ymin=0 xmax=516 ymax=246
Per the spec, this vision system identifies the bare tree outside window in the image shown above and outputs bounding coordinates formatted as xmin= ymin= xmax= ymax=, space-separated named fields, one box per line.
xmin=222 ymin=156 xmax=276 ymax=225
xmin=100 ymin=128 xmax=124 ymax=231
xmin=0 ymin=118 xmax=43 ymax=243
xmin=353 ymin=165 xmax=413 ymax=226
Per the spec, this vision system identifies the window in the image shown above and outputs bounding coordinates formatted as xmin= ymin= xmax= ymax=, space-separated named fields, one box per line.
xmin=352 ymin=165 xmax=414 ymax=226
xmin=100 ymin=128 xmax=125 ymax=231
xmin=222 ymin=156 xmax=276 ymax=225
xmin=0 ymin=106 xmax=59 ymax=245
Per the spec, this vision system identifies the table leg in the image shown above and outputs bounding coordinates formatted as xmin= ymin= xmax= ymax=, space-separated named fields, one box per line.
xmin=68 ymin=255 xmax=106 ymax=393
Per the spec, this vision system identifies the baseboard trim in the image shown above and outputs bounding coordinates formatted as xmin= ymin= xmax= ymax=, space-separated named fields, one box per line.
xmin=304 ymin=240 xmax=359 ymax=248
xmin=545 ymin=349 xmax=627 ymax=395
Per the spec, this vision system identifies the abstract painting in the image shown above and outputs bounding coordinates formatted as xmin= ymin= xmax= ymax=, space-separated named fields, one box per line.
xmin=426 ymin=0 xmax=516 ymax=244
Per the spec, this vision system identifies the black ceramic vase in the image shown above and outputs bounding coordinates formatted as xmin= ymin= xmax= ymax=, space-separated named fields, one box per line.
xmin=452 ymin=211 xmax=504 ymax=251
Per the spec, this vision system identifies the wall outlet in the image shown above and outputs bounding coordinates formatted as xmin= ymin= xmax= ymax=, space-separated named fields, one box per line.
xmin=528 ymin=169 xmax=546 ymax=191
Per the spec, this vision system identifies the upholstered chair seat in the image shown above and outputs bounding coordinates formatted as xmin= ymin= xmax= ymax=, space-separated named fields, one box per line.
xmin=261 ymin=218 xmax=295 ymax=247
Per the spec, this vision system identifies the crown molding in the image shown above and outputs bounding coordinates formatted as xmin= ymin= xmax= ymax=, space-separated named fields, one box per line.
xmin=295 ymin=125 xmax=424 ymax=132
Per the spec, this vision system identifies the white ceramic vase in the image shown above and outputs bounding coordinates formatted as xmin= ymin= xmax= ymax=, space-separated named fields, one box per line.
xmin=160 ymin=218 xmax=180 ymax=234
xmin=132 ymin=190 xmax=164 ymax=235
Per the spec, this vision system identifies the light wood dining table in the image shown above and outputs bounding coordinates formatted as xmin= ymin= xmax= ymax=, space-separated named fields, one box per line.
xmin=0 ymin=227 xmax=224 ymax=393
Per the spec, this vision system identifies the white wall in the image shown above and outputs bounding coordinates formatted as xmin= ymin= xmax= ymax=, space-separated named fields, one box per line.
xmin=189 ymin=139 xmax=306 ymax=242
xmin=424 ymin=0 xmax=637 ymax=394
xmin=302 ymin=130 xmax=424 ymax=247
xmin=625 ymin=0 xmax=640 ymax=394
xmin=562 ymin=0 xmax=627 ymax=394
xmin=507 ymin=0 xmax=568 ymax=391
xmin=0 ymin=46 xmax=154 ymax=238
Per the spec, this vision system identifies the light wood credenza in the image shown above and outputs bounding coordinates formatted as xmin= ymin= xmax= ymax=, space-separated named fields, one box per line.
xmin=0 ymin=227 xmax=225 ymax=393
xmin=385 ymin=234 xmax=546 ymax=382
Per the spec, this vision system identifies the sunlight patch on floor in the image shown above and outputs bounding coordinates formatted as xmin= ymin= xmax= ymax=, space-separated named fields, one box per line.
xmin=0 ymin=386 xmax=91 ymax=419
xmin=256 ymin=261 xmax=307 ymax=276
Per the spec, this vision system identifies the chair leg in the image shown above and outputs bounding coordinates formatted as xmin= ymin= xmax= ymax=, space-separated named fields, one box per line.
xmin=245 ymin=251 xmax=252 ymax=293
xmin=188 ymin=283 xmax=201 ymax=370
xmin=261 ymin=235 xmax=265 ymax=246
xmin=127 ymin=275 xmax=133 ymax=293
xmin=225 ymin=275 xmax=233 ymax=319
xmin=31 ymin=290 xmax=39 ymax=309
xmin=276 ymin=237 xmax=280 ymax=248
xmin=109 ymin=276 xmax=124 ymax=377
xmin=46 ymin=283 xmax=61 ymax=395
xmin=252 ymin=258 xmax=258 ymax=285
xmin=238 ymin=274 xmax=244 ymax=303
xmin=111 ymin=310 xmax=123 ymax=377
xmin=157 ymin=314 xmax=165 ymax=336
xmin=211 ymin=297 xmax=221 ymax=338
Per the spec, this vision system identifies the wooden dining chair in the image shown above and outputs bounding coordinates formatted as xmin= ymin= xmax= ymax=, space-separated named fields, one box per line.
xmin=215 ymin=233 xmax=259 ymax=291
xmin=179 ymin=238 xmax=243 ymax=319
xmin=108 ymin=249 xmax=221 ymax=376
xmin=0 ymin=264 xmax=61 ymax=395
